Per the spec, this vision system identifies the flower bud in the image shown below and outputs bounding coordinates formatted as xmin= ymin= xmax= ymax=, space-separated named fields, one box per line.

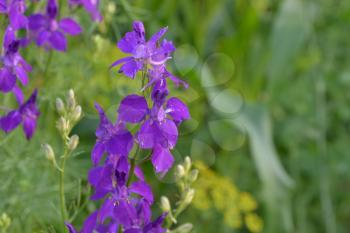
xmin=72 ymin=105 xmax=82 ymax=122
xmin=0 ymin=213 xmax=11 ymax=231
xmin=160 ymin=196 xmax=171 ymax=212
xmin=184 ymin=189 xmax=195 ymax=205
xmin=42 ymin=143 xmax=55 ymax=161
xmin=67 ymin=89 xmax=76 ymax=111
xmin=172 ymin=223 xmax=193 ymax=233
xmin=68 ymin=135 xmax=79 ymax=151
xmin=184 ymin=156 xmax=191 ymax=172
xmin=189 ymin=169 xmax=199 ymax=183
xmin=175 ymin=165 xmax=185 ymax=179
xmin=57 ymin=117 xmax=68 ymax=134
xmin=56 ymin=98 xmax=65 ymax=115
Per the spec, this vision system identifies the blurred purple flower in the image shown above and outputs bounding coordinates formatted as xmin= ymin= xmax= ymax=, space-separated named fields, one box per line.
xmin=28 ymin=0 xmax=82 ymax=52
xmin=69 ymin=0 xmax=102 ymax=22
xmin=0 ymin=26 xmax=32 ymax=93
xmin=0 ymin=0 xmax=28 ymax=30
xmin=0 ymin=89 xmax=40 ymax=139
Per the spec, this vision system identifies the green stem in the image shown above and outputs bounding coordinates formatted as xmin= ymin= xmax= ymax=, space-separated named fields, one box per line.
xmin=43 ymin=51 xmax=53 ymax=79
xmin=59 ymin=148 xmax=69 ymax=232
xmin=126 ymin=146 xmax=140 ymax=186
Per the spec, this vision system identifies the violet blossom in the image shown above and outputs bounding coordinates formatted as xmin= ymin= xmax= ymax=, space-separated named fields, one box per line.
xmin=0 ymin=26 xmax=32 ymax=93
xmin=68 ymin=0 xmax=102 ymax=22
xmin=28 ymin=0 xmax=82 ymax=52
xmin=0 ymin=0 xmax=28 ymax=30
xmin=0 ymin=89 xmax=40 ymax=139
xmin=110 ymin=21 xmax=188 ymax=88
xmin=66 ymin=21 xmax=190 ymax=233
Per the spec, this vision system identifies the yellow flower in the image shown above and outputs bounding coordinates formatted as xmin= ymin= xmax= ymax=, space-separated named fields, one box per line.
xmin=245 ymin=213 xmax=263 ymax=233
xmin=239 ymin=192 xmax=258 ymax=212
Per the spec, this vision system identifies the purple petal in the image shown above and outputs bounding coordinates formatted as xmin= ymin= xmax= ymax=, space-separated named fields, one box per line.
xmin=137 ymin=120 xmax=156 ymax=149
xmin=22 ymin=116 xmax=37 ymax=139
xmin=166 ymin=97 xmax=190 ymax=123
xmin=94 ymin=103 xmax=113 ymax=138
xmin=166 ymin=70 xmax=189 ymax=88
xmin=15 ymin=66 xmax=28 ymax=85
xmin=28 ymin=14 xmax=47 ymax=31
xmin=46 ymin=0 xmax=58 ymax=19
xmin=91 ymin=142 xmax=105 ymax=166
xmin=148 ymin=27 xmax=168 ymax=48
xmin=110 ymin=56 xmax=133 ymax=69
xmin=151 ymin=145 xmax=174 ymax=174
xmin=157 ymin=119 xmax=178 ymax=148
xmin=119 ymin=60 xmax=142 ymax=78
xmin=106 ymin=128 xmax=133 ymax=156
xmin=0 ymin=110 xmax=22 ymax=133
xmin=65 ymin=223 xmax=78 ymax=233
xmin=99 ymin=198 xmax=115 ymax=223
xmin=80 ymin=211 xmax=98 ymax=233
xmin=0 ymin=68 xmax=16 ymax=93
xmin=113 ymin=200 xmax=136 ymax=227
xmin=118 ymin=94 xmax=148 ymax=123
xmin=129 ymin=181 xmax=154 ymax=204
xmin=59 ymin=18 xmax=82 ymax=35
xmin=81 ymin=0 xmax=102 ymax=22
xmin=49 ymin=31 xmax=67 ymax=51
xmin=117 ymin=31 xmax=142 ymax=54
xmin=36 ymin=30 xmax=51 ymax=46
xmin=134 ymin=166 xmax=145 ymax=181
xmin=8 ymin=6 xmax=27 ymax=30
xmin=3 ymin=26 xmax=16 ymax=48
xmin=12 ymin=85 xmax=24 ymax=104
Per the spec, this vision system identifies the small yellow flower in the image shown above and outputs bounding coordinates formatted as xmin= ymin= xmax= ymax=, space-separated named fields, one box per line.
xmin=239 ymin=192 xmax=258 ymax=212
xmin=245 ymin=213 xmax=263 ymax=233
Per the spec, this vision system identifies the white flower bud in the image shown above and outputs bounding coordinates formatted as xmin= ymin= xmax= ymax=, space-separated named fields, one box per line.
xmin=72 ymin=105 xmax=82 ymax=122
xmin=184 ymin=189 xmax=195 ymax=205
xmin=184 ymin=156 xmax=191 ymax=172
xmin=42 ymin=144 xmax=55 ymax=161
xmin=160 ymin=196 xmax=171 ymax=212
xmin=68 ymin=135 xmax=79 ymax=151
xmin=176 ymin=165 xmax=185 ymax=179
xmin=56 ymin=98 xmax=65 ymax=115
xmin=67 ymin=89 xmax=76 ymax=111
xmin=189 ymin=169 xmax=199 ymax=183
xmin=57 ymin=117 xmax=68 ymax=134
xmin=172 ymin=223 xmax=193 ymax=233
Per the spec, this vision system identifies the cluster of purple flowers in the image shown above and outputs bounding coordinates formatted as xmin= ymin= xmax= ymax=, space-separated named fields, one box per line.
xmin=66 ymin=21 xmax=190 ymax=233
xmin=0 ymin=0 xmax=101 ymax=139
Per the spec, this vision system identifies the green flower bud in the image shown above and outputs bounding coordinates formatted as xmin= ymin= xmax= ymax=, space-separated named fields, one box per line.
xmin=72 ymin=105 xmax=82 ymax=122
xmin=160 ymin=196 xmax=171 ymax=212
xmin=184 ymin=189 xmax=195 ymax=205
xmin=68 ymin=135 xmax=79 ymax=151
xmin=67 ymin=89 xmax=76 ymax=111
xmin=0 ymin=213 xmax=11 ymax=231
xmin=57 ymin=117 xmax=68 ymax=134
xmin=171 ymin=223 xmax=193 ymax=233
xmin=175 ymin=165 xmax=185 ymax=179
xmin=189 ymin=169 xmax=199 ymax=183
xmin=56 ymin=98 xmax=65 ymax=115
xmin=42 ymin=144 xmax=55 ymax=161
xmin=184 ymin=156 xmax=191 ymax=172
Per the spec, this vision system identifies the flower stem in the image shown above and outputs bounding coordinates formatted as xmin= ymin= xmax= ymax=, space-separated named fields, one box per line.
xmin=59 ymin=147 xmax=69 ymax=232
xmin=127 ymin=146 xmax=140 ymax=186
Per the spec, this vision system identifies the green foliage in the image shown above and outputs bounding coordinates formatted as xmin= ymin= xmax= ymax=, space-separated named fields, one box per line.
xmin=1 ymin=0 xmax=350 ymax=233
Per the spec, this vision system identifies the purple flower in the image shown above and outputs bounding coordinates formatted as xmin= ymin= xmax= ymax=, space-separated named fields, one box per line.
xmin=110 ymin=21 xmax=188 ymax=88
xmin=92 ymin=103 xmax=134 ymax=166
xmin=28 ymin=0 xmax=82 ymax=51
xmin=0 ymin=89 xmax=40 ymax=139
xmin=0 ymin=26 xmax=32 ymax=93
xmin=69 ymin=0 xmax=102 ymax=22
xmin=0 ymin=0 xmax=28 ymax=30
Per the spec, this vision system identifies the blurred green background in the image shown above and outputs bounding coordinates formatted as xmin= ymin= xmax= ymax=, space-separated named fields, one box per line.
xmin=1 ymin=0 xmax=350 ymax=232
